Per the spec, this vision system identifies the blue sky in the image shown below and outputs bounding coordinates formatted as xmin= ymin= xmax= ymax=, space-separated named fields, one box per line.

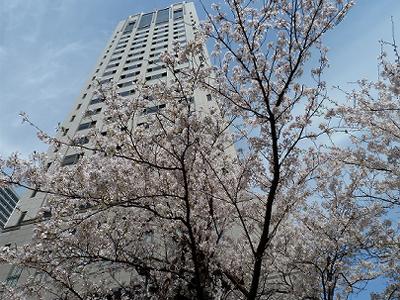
xmin=0 ymin=0 xmax=399 ymax=297
xmin=0 ymin=0 xmax=399 ymax=158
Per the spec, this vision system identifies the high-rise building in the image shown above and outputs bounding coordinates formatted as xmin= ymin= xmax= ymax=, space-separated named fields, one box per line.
xmin=0 ymin=187 xmax=19 ymax=229
xmin=0 ymin=1 xmax=215 ymax=290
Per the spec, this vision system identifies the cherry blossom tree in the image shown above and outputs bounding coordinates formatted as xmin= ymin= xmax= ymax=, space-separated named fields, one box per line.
xmin=199 ymin=0 xmax=358 ymax=298
xmin=2 ymin=1 xmax=394 ymax=300
xmin=329 ymin=31 xmax=400 ymax=300
xmin=330 ymin=36 xmax=400 ymax=207
xmin=287 ymin=159 xmax=391 ymax=300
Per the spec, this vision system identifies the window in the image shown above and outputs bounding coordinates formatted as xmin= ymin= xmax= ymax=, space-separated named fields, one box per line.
xmin=103 ymin=70 xmax=117 ymax=77
xmin=85 ymin=107 xmax=102 ymax=117
xmin=174 ymin=34 xmax=186 ymax=40
xmin=153 ymin=30 xmax=163 ymax=35
xmin=174 ymin=9 xmax=184 ymax=20
xmin=70 ymin=115 xmax=75 ymax=122
xmin=174 ymin=20 xmax=184 ymax=26
xmin=153 ymin=33 xmax=167 ymax=39
xmin=105 ymin=62 xmax=119 ymax=69
xmin=0 ymin=190 xmax=13 ymax=212
xmin=0 ymin=209 xmax=7 ymax=222
xmin=100 ymin=78 xmax=112 ymax=84
xmin=173 ymin=30 xmax=185 ymax=36
xmin=120 ymin=71 xmax=140 ymax=79
xmin=123 ymin=63 xmax=142 ymax=71
xmin=147 ymin=65 xmax=166 ymax=73
xmin=128 ymin=51 xmax=145 ymax=58
xmin=132 ymin=39 xmax=146 ymax=46
xmin=174 ymin=26 xmax=185 ymax=32
xmin=142 ymin=104 xmax=166 ymax=115
xmin=62 ymin=128 xmax=69 ymax=136
xmin=130 ymin=44 xmax=146 ymax=51
xmin=149 ymin=52 xmax=162 ymax=58
xmin=109 ymin=56 xmax=122 ymax=62
xmin=152 ymin=38 xmax=168 ymax=45
xmin=0 ymin=212 xmax=7 ymax=225
xmin=134 ymin=32 xmax=149 ymax=39
xmin=77 ymin=121 xmax=96 ymax=131
xmin=74 ymin=136 xmax=90 ymax=145
xmin=133 ymin=36 xmax=148 ymax=42
xmin=113 ymin=49 xmax=125 ymax=56
xmin=77 ymin=104 xmax=82 ymax=110
xmin=115 ymin=44 xmax=127 ymax=50
xmin=120 ymin=32 xmax=131 ymax=39
xmin=0 ymin=193 xmax=15 ymax=211
xmin=61 ymin=153 xmax=83 ymax=166
xmin=150 ymin=44 xmax=168 ymax=52
xmin=137 ymin=122 xmax=150 ymax=129
xmin=6 ymin=265 xmax=23 ymax=287
xmin=123 ymin=21 xmax=136 ymax=34
xmin=174 ymin=23 xmax=185 ymax=30
xmin=82 ymin=93 xmax=87 ymax=99
xmin=0 ymin=214 xmax=7 ymax=225
xmin=207 ymin=94 xmax=212 ymax=101
xmin=118 ymin=38 xmax=130 ymax=45
xmin=3 ymin=188 xmax=17 ymax=204
xmin=118 ymin=89 xmax=135 ymax=97
xmin=174 ymin=32 xmax=186 ymax=38
xmin=153 ymin=33 xmax=168 ymax=40
xmin=154 ymin=24 xmax=169 ymax=32
xmin=126 ymin=57 xmax=143 ymax=64
xmin=156 ymin=8 xmax=170 ymax=24
xmin=148 ymin=58 xmax=160 ymax=65
xmin=145 ymin=72 xmax=167 ymax=81
xmin=116 ymin=41 xmax=129 ymax=47
xmin=116 ymin=36 xmax=127 ymax=43
xmin=87 ymin=84 xmax=91 ymax=89
xmin=138 ymin=13 xmax=154 ymax=28
xmin=89 ymin=97 xmax=104 ymax=105
xmin=117 ymin=81 xmax=134 ymax=88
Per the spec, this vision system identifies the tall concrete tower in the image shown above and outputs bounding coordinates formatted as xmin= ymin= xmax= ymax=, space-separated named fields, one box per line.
xmin=0 ymin=1 xmax=215 ymax=289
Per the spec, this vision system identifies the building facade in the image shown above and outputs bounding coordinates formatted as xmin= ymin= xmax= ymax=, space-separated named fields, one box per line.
xmin=0 ymin=187 xmax=19 ymax=229
xmin=0 ymin=1 xmax=216 ymax=291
